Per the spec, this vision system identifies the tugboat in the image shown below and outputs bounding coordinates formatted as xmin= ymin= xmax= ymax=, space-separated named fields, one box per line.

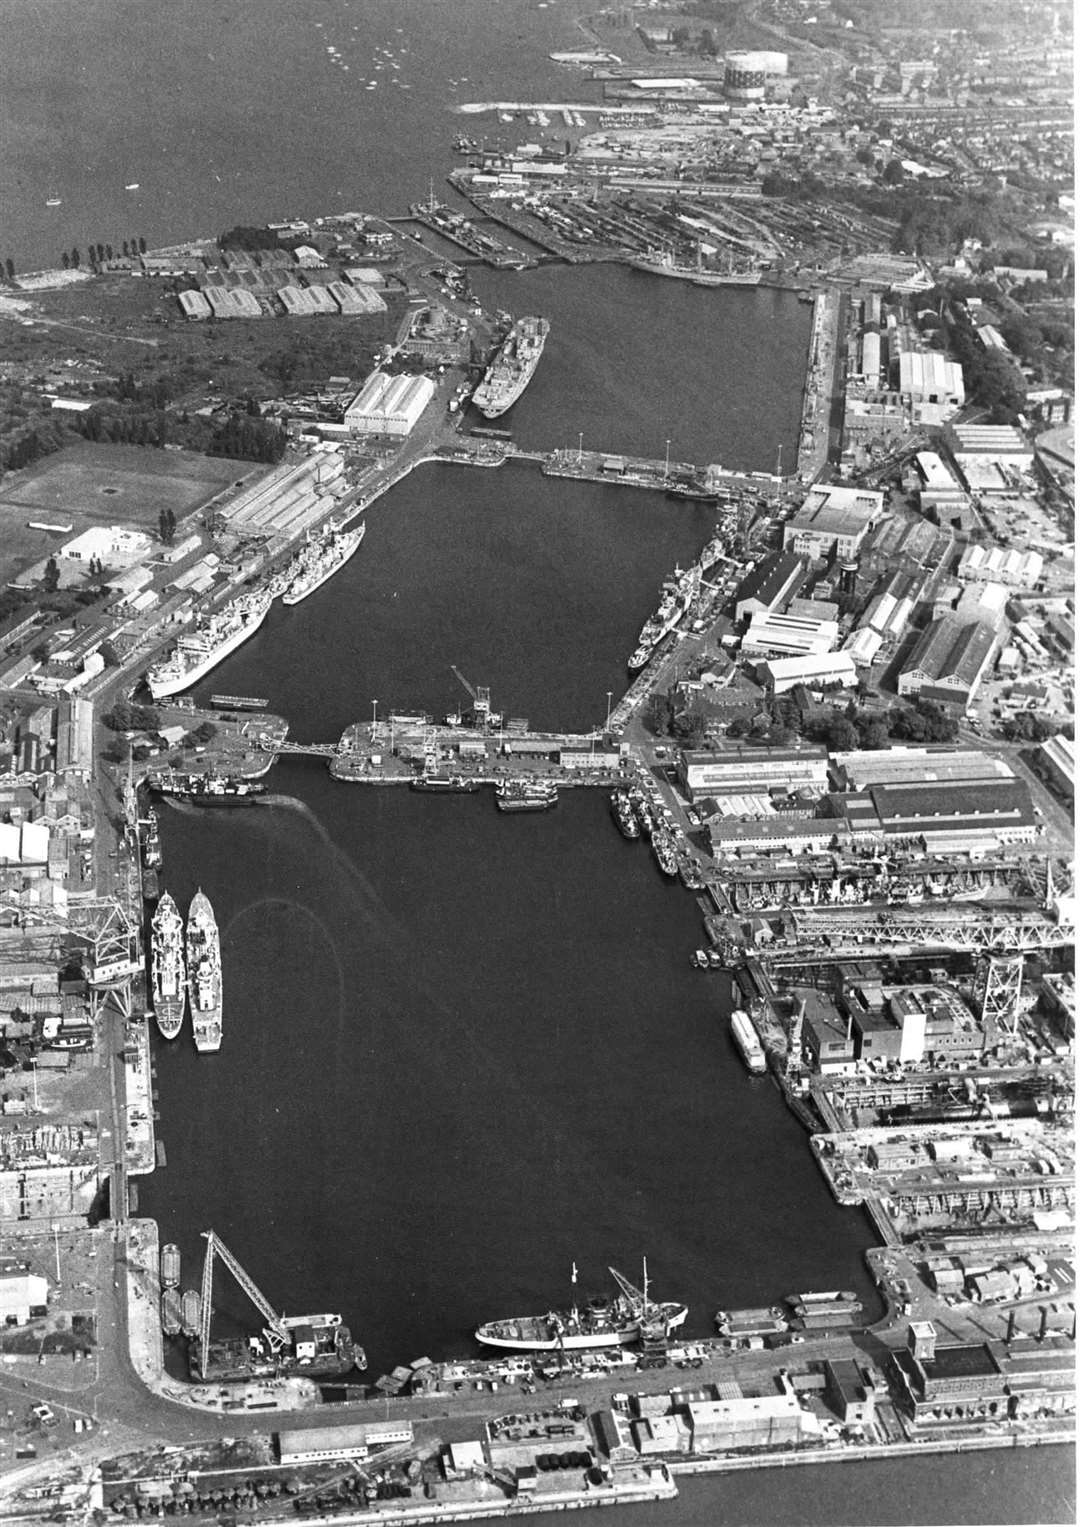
xmin=476 ymin=1262 xmax=687 ymax=1352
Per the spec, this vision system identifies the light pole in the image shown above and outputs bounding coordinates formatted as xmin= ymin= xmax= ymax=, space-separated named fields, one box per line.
xmin=577 ymin=431 xmax=583 ymax=465
xmin=30 ymin=1059 xmax=38 ymax=1112
xmin=371 ymin=699 xmax=378 ymax=732
xmin=51 ymin=1222 xmax=61 ymax=1285
xmin=664 ymin=438 xmax=671 ymax=482
xmin=605 ymin=691 xmax=613 ymax=732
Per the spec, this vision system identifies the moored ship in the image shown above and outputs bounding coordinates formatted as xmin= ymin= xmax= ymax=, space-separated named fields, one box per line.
xmin=610 ymin=789 xmax=640 ymax=840
xmin=150 ymin=892 xmax=187 ymax=1041
xmin=627 ymin=566 xmax=699 ymax=671
xmin=476 ymin=1263 xmax=687 ymax=1352
xmin=192 ymin=1314 xmax=363 ymax=1384
xmin=730 ymin=1007 xmax=767 ymax=1074
xmin=160 ymin=1243 xmax=181 ymax=1289
xmin=150 ymin=773 xmax=267 ymax=807
xmin=410 ymin=773 xmax=482 ymax=793
xmin=495 ymin=778 xmax=558 ymax=812
xmin=472 ymin=316 xmax=550 ymax=418
xmin=146 ymin=589 xmax=272 ymax=700
xmin=186 ymin=890 xmax=222 ymax=1053
xmin=280 ymin=521 xmax=366 ymax=606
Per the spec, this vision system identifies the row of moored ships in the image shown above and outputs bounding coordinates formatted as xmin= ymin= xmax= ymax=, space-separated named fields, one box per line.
xmin=146 ymin=520 xmax=366 ymax=700
xmin=472 ymin=316 xmax=550 ymax=419
xmin=627 ymin=528 xmax=727 ymax=672
xmin=150 ymin=889 xmax=222 ymax=1051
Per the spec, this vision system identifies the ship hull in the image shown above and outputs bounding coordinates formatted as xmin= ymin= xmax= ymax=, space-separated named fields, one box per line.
xmin=472 ymin=316 xmax=549 ymax=418
xmin=189 ymin=1331 xmax=362 ymax=1383
xmin=411 ymin=776 xmax=482 ymax=793
xmin=155 ymin=1000 xmax=185 ymax=1041
xmin=151 ymin=892 xmax=187 ymax=1041
xmin=186 ymin=890 xmax=222 ymax=1053
xmin=281 ymin=525 xmax=366 ymax=606
xmin=476 ymin=1304 xmax=687 ymax=1352
xmin=147 ymin=596 xmax=272 ymax=700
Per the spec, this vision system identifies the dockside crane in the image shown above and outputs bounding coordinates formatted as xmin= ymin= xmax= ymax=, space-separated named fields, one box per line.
xmin=450 ymin=665 xmax=499 ymax=727
xmin=197 ymin=1229 xmax=288 ymax=1378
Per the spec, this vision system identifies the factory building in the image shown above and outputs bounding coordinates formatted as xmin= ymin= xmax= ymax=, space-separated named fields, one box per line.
xmin=842 ymin=627 xmax=883 ymax=667
xmin=859 ymin=589 xmax=915 ymax=650
xmin=178 ymin=289 xmax=212 ymax=320
xmin=957 ymin=544 xmax=1043 ymax=589
xmin=677 ymin=745 xmax=829 ymax=802
xmin=897 ymin=617 xmax=997 ymax=709
xmin=783 ymin=485 xmax=884 ymax=562
xmin=1035 ymin=734 xmax=1074 ymax=798
xmin=829 ymin=748 xmax=1015 ymax=793
xmin=858 ymin=329 xmax=881 ymax=385
xmin=865 ymin=778 xmax=1038 ymax=851
xmin=755 ymin=651 xmax=858 ymax=695
xmin=897 ymin=351 xmax=965 ymax=407
xmin=889 ymin=1326 xmax=1075 ymax=1428
xmin=741 ymin=610 xmax=838 ymax=658
xmin=203 ymin=285 xmax=263 ymax=319
xmin=344 ymin=372 xmax=435 ymax=437
xmin=733 ymin=551 xmax=805 ymax=622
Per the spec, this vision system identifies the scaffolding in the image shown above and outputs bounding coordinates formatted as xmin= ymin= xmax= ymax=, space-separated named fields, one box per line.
xmin=979 ymin=954 xmax=1025 ymax=1034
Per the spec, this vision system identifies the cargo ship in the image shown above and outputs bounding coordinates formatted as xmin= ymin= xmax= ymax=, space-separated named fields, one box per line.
xmin=652 ymin=829 xmax=679 ymax=878
xmin=410 ymin=773 xmax=482 ymax=793
xmin=476 ymin=1263 xmax=687 ymax=1352
xmin=730 ymin=1007 xmax=767 ymax=1074
xmin=161 ymin=1288 xmax=183 ymax=1337
xmin=180 ymin=1290 xmax=203 ymax=1339
xmin=150 ymin=892 xmax=186 ymax=1041
xmin=142 ymin=808 xmax=163 ymax=870
xmin=280 ymin=521 xmax=366 ymax=606
xmin=472 ymin=316 xmax=550 ymax=418
xmin=191 ymin=1314 xmax=364 ymax=1383
xmin=495 ymin=778 xmax=558 ymax=812
xmin=160 ymin=1243 xmax=181 ymax=1289
xmin=149 ymin=774 xmax=267 ymax=807
xmin=186 ymin=890 xmax=222 ymax=1053
xmin=146 ymin=589 xmax=273 ymax=700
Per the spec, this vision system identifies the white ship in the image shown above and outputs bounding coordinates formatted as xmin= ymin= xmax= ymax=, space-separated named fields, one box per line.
xmin=476 ymin=1263 xmax=687 ymax=1352
xmin=150 ymin=892 xmax=186 ymax=1040
xmin=147 ymin=590 xmax=272 ymax=700
xmin=730 ymin=1008 xmax=767 ymax=1074
xmin=280 ymin=521 xmax=366 ymax=606
xmin=186 ymin=890 xmax=222 ymax=1053
xmin=472 ymin=316 xmax=549 ymax=418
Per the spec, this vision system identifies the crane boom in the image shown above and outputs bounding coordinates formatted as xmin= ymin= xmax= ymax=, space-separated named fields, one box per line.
xmin=198 ymin=1230 xmax=288 ymax=1377
xmin=450 ymin=664 xmax=477 ymax=701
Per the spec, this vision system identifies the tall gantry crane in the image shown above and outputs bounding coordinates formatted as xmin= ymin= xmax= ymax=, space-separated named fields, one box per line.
xmin=450 ymin=666 xmax=499 ymax=727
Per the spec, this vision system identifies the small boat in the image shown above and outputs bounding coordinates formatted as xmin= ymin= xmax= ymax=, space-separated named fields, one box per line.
xmin=125 ymin=182 xmax=140 ymax=191
xmin=495 ymin=778 xmax=558 ymax=813
xmin=45 ymin=196 xmax=62 ymax=208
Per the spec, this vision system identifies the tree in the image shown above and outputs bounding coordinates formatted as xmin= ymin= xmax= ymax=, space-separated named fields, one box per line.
xmin=138 ymin=236 xmax=147 ymax=254
xmin=823 ymin=716 xmax=859 ymax=752
xmin=102 ymin=736 xmax=131 ymax=765
xmin=70 ymin=247 xmax=80 ymax=267
xmin=3 ymin=258 xmax=12 ymax=281
xmin=727 ymin=717 xmax=749 ymax=738
xmin=41 ymin=556 xmax=60 ymax=594
xmin=61 ymin=251 xmax=70 ymax=270
xmin=643 ymin=693 xmax=673 ymax=737
xmin=881 ymin=159 xmax=905 ymax=186
xmin=103 ymin=701 xmax=160 ymax=732
xmin=158 ymin=506 xmax=177 ymax=545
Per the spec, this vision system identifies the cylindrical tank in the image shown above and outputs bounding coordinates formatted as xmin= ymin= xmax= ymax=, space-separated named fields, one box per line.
xmin=725 ymin=54 xmax=767 ymax=101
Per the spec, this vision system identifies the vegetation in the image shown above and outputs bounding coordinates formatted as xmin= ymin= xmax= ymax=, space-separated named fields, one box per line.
xmin=158 ymin=507 xmax=177 ymax=545
xmin=208 ymin=412 xmax=287 ymax=464
xmin=103 ymin=701 xmax=161 ymax=733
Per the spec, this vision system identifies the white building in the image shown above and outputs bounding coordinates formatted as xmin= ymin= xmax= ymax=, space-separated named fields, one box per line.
xmin=783 ymin=485 xmax=884 ymax=561
xmin=344 ymin=373 xmax=435 ymax=437
xmin=957 ymin=544 xmax=1043 ymax=589
xmin=61 ymin=527 xmax=152 ymax=568
xmin=755 ymin=651 xmax=858 ymax=695
xmin=0 ymin=1274 xmax=49 ymax=1325
xmin=898 ymin=352 xmax=964 ymax=406
xmin=742 ymin=610 xmax=838 ymax=657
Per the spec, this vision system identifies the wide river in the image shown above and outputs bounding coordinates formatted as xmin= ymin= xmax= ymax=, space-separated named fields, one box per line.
xmin=4 ymin=0 xmax=1072 ymax=1520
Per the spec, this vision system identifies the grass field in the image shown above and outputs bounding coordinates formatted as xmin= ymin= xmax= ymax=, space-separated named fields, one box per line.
xmin=0 ymin=442 xmax=250 ymax=585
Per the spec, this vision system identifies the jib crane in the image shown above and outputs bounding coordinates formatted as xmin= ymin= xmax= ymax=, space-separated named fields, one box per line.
xmin=197 ymin=1229 xmax=289 ymax=1378
xmin=450 ymin=665 xmax=498 ymax=727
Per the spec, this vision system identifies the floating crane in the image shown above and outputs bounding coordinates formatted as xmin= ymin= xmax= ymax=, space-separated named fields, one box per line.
xmin=450 ymin=665 xmax=500 ymax=728
xmin=197 ymin=1230 xmax=289 ymax=1378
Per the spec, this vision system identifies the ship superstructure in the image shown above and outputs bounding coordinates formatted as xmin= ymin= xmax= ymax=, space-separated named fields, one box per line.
xmin=147 ymin=589 xmax=272 ymax=700
xmin=279 ymin=521 xmax=366 ymax=607
xmin=150 ymin=892 xmax=186 ymax=1040
xmin=627 ymin=564 xmax=700 ymax=671
xmin=472 ymin=316 xmax=549 ymax=418
xmin=186 ymin=890 xmax=222 ymax=1053
xmin=476 ymin=1262 xmax=687 ymax=1352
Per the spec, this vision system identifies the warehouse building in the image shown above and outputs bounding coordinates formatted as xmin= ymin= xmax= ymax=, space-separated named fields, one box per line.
xmin=0 ymin=1273 xmax=48 ymax=1326
xmin=829 ymin=748 xmax=1015 ymax=793
xmin=678 ymin=744 xmax=829 ymax=802
xmin=741 ymin=610 xmax=838 ymax=658
xmin=866 ymin=778 xmax=1037 ymax=851
xmin=203 ymin=285 xmax=263 ymax=319
xmin=957 ymin=544 xmax=1043 ymax=589
xmin=898 ymin=351 xmax=965 ymax=407
xmin=783 ymin=485 xmax=884 ymax=561
xmin=1035 ymin=734 xmax=1074 ymax=799
xmin=277 ymin=1421 xmax=413 ymax=1464
xmin=897 ymin=617 xmax=997 ymax=709
xmin=344 ymin=372 xmax=435 ymax=437
xmin=889 ymin=1326 xmax=1074 ymax=1428
xmin=733 ymin=551 xmax=804 ymax=622
xmin=843 ymin=627 xmax=883 ymax=666
xmin=755 ymin=651 xmax=858 ymax=695
xmin=178 ymin=289 xmax=212 ymax=321
xmin=687 ymin=1395 xmax=808 ymax=1454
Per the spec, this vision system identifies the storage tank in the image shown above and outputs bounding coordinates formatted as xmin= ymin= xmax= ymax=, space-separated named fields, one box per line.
xmin=724 ymin=53 xmax=767 ymax=101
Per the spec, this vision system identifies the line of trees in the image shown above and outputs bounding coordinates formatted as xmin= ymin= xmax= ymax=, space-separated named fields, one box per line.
xmin=60 ymin=236 xmax=147 ymax=270
xmin=208 ymin=413 xmax=287 ymax=463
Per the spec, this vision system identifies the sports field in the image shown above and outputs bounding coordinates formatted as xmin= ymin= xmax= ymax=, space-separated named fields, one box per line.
xmin=0 ymin=443 xmax=258 ymax=585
